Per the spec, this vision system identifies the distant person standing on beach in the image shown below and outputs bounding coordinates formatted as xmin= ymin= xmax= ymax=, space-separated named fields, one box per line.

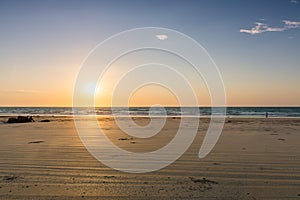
xmin=265 ymin=112 xmax=269 ymax=118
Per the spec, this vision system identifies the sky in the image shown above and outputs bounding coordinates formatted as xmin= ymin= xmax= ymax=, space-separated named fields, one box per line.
xmin=0 ymin=0 xmax=299 ymax=106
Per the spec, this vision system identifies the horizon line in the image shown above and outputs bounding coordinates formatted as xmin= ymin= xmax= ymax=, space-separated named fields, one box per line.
xmin=0 ymin=105 xmax=300 ymax=108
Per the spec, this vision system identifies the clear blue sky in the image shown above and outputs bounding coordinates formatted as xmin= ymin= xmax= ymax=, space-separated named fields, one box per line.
xmin=0 ymin=0 xmax=299 ymax=106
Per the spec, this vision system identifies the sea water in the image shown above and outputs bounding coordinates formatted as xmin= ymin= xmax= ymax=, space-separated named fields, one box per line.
xmin=0 ymin=107 xmax=300 ymax=118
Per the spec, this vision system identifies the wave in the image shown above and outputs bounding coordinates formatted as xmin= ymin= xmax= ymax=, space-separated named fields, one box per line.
xmin=0 ymin=107 xmax=300 ymax=117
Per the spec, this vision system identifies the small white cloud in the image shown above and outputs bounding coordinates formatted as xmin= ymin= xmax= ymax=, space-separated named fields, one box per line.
xmin=240 ymin=20 xmax=300 ymax=35
xmin=282 ymin=20 xmax=300 ymax=28
xmin=240 ymin=22 xmax=285 ymax=35
xmin=291 ymin=0 xmax=298 ymax=4
xmin=155 ymin=34 xmax=168 ymax=41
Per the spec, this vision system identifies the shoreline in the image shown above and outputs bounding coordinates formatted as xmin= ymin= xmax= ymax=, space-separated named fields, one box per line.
xmin=1 ymin=114 xmax=300 ymax=119
xmin=1 ymin=107 xmax=300 ymax=119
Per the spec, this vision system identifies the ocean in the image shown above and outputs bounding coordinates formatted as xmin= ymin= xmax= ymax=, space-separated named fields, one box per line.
xmin=0 ymin=107 xmax=299 ymax=118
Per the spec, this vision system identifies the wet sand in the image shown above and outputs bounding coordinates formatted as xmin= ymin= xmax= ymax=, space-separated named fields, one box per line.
xmin=0 ymin=116 xmax=299 ymax=199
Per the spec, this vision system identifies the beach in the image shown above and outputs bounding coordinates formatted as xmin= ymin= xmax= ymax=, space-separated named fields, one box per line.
xmin=0 ymin=116 xmax=299 ymax=199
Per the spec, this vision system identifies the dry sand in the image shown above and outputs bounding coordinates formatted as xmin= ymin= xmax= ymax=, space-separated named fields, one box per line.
xmin=0 ymin=116 xmax=299 ymax=199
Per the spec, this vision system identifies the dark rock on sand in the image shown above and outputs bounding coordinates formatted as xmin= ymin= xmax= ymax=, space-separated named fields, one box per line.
xmin=3 ymin=175 xmax=18 ymax=182
xmin=7 ymin=116 xmax=34 ymax=123
xmin=189 ymin=177 xmax=218 ymax=185
xmin=28 ymin=140 xmax=44 ymax=144
xmin=103 ymin=176 xmax=115 ymax=179
xmin=118 ymin=137 xmax=133 ymax=141
xmin=40 ymin=119 xmax=50 ymax=122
